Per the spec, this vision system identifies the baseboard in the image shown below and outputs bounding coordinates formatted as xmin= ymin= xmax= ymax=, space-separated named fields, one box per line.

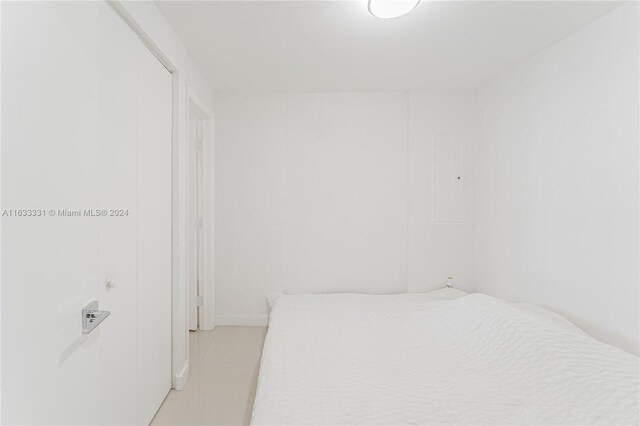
xmin=172 ymin=360 xmax=189 ymax=391
xmin=215 ymin=315 xmax=269 ymax=326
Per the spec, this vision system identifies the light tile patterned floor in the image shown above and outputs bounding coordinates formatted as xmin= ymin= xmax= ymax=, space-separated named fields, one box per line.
xmin=151 ymin=326 xmax=268 ymax=426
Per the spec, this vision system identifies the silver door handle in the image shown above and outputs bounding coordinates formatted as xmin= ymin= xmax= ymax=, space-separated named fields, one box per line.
xmin=82 ymin=300 xmax=110 ymax=334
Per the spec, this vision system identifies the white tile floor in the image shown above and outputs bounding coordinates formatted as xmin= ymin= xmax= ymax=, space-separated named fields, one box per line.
xmin=151 ymin=326 xmax=268 ymax=426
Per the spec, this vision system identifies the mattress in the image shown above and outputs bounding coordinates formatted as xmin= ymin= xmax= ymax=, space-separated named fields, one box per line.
xmin=251 ymin=289 xmax=639 ymax=425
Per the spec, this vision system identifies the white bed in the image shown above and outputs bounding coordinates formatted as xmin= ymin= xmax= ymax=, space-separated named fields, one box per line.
xmin=252 ymin=289 xmax=639 ymax=425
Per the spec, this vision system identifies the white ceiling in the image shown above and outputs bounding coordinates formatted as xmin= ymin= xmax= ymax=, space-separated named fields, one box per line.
xmin=155 ymin=1 xmax=622 ymax=91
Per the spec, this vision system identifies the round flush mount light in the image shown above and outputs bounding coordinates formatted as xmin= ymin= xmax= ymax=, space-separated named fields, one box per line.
xmin=368 ymin=0 xmax=421 ymax=19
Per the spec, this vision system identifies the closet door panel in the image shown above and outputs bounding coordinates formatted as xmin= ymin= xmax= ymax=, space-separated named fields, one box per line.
xmin=97 ymin=3 xmax=139 ymax=424
xmin=136 ymin=40 xmax=173 ymax=425
xmin=433 ymin=131 xmax=469 ymax=225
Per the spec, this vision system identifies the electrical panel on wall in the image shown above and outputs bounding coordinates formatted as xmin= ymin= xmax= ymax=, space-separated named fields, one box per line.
xmin=432 ymin=131 xmax=470 ymax=225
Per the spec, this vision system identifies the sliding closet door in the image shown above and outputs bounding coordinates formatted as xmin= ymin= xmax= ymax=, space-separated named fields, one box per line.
xmin=97 ymin=4 xmax=140 ymax=424
xmin=100 ymin=5 xmax=172 ymax=423
xmin=2 ymin=2 xmax=172 ymax=424
xmin=136 ymin=40 xmax=173 ymax=425
xmin=100 ymin=6 xmax=173 ymax=423
xmin=100 ymin=8 xmax=172 ymax=422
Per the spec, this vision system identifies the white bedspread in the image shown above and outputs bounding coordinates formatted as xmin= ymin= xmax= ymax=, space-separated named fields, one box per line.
xmin=251 ymin=290 xmax=639 ymax=425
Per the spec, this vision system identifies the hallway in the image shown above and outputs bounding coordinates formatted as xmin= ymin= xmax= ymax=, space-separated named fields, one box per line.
xmin=152 ymin=327 xmax=268 ymax=425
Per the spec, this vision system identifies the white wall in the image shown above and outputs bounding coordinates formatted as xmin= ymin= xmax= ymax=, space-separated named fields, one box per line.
xmin=408 ymin=90 xmax=478 ymax=292
xmin=476 ymin=2 xmax=639 ymax=354
xmin=214 ymin=3 xmax=637 ymax=355
xmin=112 ymin=0 xmax=215 ymax=387
xmin=215 ymin=91 xmax=477 ymax=324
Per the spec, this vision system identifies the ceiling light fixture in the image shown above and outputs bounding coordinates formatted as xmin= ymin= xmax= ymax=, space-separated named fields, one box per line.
xmin=368 ymin=0 xmax=421 ymax=19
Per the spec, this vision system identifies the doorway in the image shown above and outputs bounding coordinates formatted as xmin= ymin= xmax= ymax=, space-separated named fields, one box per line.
xmin=187 ymin=89 xmax=214 ymax=331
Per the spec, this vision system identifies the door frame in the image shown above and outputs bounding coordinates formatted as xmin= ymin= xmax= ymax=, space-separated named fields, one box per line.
xmin=186 ymin=87 xmax=215 ymax=332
